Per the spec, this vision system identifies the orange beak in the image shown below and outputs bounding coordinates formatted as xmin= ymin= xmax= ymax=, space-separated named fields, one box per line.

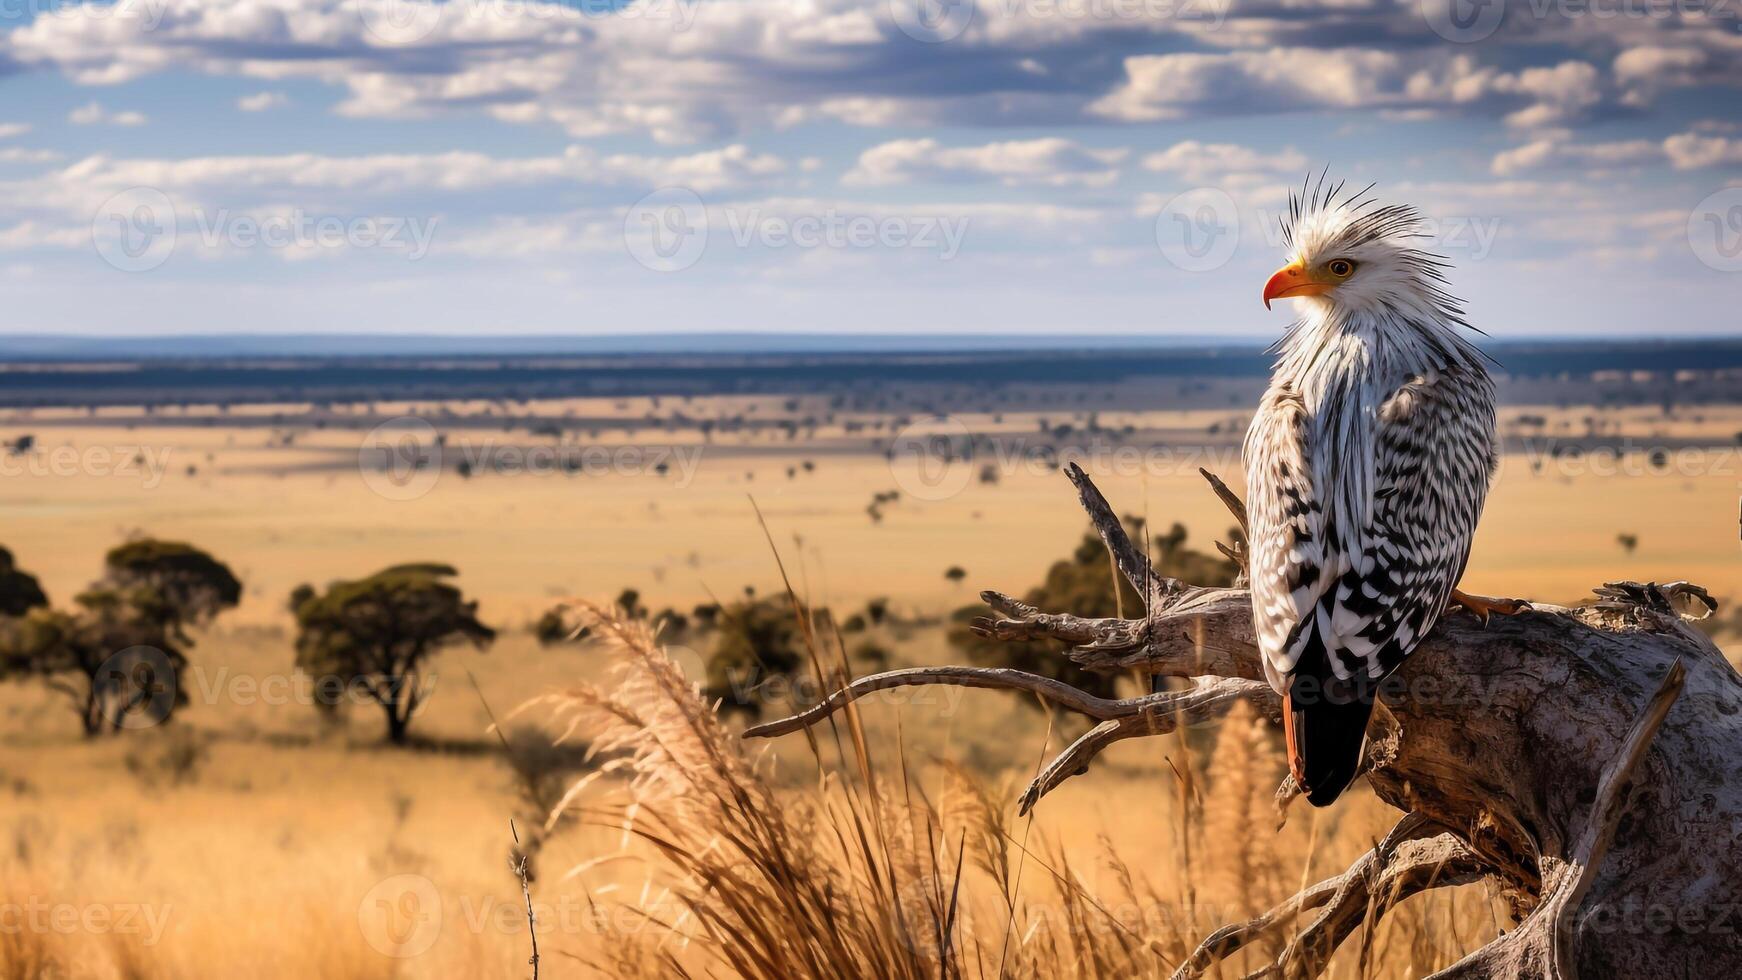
xmin=1262 ymin=263 xmax=1333 ymax=309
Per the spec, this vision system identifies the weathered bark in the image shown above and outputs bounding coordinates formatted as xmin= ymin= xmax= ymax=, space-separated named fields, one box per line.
xmin=745 ymin=464 xmax=1742 ymax=978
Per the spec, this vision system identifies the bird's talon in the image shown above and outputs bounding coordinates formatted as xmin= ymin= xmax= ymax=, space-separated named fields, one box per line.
xmin=1450 ymin=589 xmax=1532 ymax=625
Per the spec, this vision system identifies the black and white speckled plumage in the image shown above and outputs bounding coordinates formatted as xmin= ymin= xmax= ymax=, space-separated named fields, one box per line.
xmin=1246 ymin=178 xmax=1498 ymax=802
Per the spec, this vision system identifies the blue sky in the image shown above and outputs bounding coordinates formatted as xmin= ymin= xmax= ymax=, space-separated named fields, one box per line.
xmin=0 ymin=0 xmax=1738 ymax=338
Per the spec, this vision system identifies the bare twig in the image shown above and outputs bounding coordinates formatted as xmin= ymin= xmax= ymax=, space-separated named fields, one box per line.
xmin=1275 ymin=831 xmax=1486 ymax=980
xmin=1592 ymin=581 xmax=1716 ymax=620
xmin=743 ymin=666 xmax=1142 ymax=736
xmin=1199 ymin=466 xmax=1250 ymax=535
xmin=1062 ymin=462 xmax=1170 ymax=604
xmin=1170 ymin=815 xmax=1484 ymax=980
xmin=510 ymin=820 xmax=540 ymax=980
xmin=1016 ymin=677 xmax=1271 ymax=815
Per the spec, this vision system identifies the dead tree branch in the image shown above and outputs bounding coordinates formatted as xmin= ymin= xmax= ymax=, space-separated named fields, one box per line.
xmin=745 ymin=464 xmax=1740 ymax=978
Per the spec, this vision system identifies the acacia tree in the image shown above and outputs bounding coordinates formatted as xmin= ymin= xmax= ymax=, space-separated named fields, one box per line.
xmin=99 ymin=540 xmax=244 ymax=648
xmin=0 ymin=540 xmax=240 ymax=735
xmin=0 ymin=547 xmax=48 ymax=616
xmin=289 ymin=563 xmax=495 ymax=744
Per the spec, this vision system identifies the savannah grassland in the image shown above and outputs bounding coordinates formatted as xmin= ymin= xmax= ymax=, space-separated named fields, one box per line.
xmin=1 ymin=378 xmax=1739 ymax=979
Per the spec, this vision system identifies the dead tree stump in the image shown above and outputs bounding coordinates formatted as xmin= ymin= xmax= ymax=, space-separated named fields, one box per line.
xmin=746 ymin=465 xmax=1742 ymax=978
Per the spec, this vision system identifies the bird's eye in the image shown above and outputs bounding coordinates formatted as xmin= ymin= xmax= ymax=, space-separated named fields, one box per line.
xmin=1327 ymin=259 xmax=1356 ymax=278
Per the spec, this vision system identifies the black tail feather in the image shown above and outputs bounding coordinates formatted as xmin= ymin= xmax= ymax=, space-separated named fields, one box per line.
xmin=1278 ymin=617 xmax=1383 ymax=807
xmin=1285 ymin=685 xmax=1375 ymax=806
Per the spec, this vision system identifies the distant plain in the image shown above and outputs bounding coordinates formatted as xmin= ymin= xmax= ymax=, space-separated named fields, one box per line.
xmin=1 ymin=343 xmax=1737 ymax=977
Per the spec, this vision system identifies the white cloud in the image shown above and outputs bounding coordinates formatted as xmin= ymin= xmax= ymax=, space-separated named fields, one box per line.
xmin=1087 ymin=50 xmax=1349 ymax=121
xmin=1093 ymin=49 xmax=1609 ymax=132
xmin=0 ymin=148 xmax=64 ymax=164
xmin=35 ymin=144 xmax=788 ymax=200
xmin=844 ymin=138 xmax=1126 ymax=188
xmin=0 ymin=123 xmax=31 ymax=139
xmin=1662 ymin=133 xmax=1742 ymax=171
xmin=1492 ymin=61 xmax=1600 ymax=129
xmin=68 ymin=101 xmax=147 ymax=126
xmin=6 ymin=0 xmax=1730 ymax=143
xmin=237 ymin=91 xmax=290 ymax=112
xmin=1491 ymin=136 xmax=1657 ymax=176
xmin=0 ymin=143 xmax=795 ymax=261
xmin=1690 ymin=119 xmax=1742 ymax=135
xmin=1614 ymin=45 xmax=1706 ymax=105
xmin=1140 ymin=141 xmax=1308 ymax=184
xmin=1493 ymin=129 xmax=1742 ymax=175
xmin=0 ymin=221 xmax=87 ymax=250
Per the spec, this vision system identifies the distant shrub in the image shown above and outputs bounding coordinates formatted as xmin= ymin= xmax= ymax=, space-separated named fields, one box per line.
xmin=653 ymin=609 xmax=691 ymax=634
xmin=865 ymin=597 xmax=890 ymax=626
xmin=851 ymin=641 xmax=892 ymax=671
xmin=0 ymin=547 xmax=48 ymax=617
xmin=702 ymin=598 xmax=832 ymax=718
xmin=534 ymin=607 xmax=590 ymax=646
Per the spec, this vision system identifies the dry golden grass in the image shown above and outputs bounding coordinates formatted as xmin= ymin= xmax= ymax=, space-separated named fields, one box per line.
xmin=0 ymin=395 xmax=1734 ymax=978
xmin=0 ymin=604 xmax=1683 ymax=978
xmin=516 ymin=601 xmax=1503 ymax=979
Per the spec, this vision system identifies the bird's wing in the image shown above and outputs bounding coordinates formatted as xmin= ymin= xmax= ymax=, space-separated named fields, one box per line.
xmin=1245 ymin=382 xmax=1333 ymax=692
xmin=1247 ymin=369 xmax=1496 ymax=690
xmin=1321 ymin=368 xmax=1497 ymax=680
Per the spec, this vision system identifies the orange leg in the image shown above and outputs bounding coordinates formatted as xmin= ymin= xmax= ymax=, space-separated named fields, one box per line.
xmin=1449 ymin=587 xmax=1533 ymax=626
